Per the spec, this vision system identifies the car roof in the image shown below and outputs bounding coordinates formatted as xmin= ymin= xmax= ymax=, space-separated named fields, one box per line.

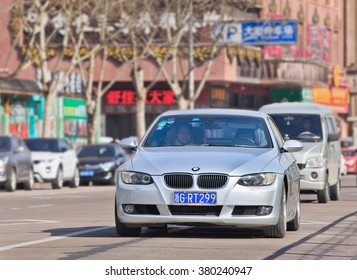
xmin=260 ymin=102 xmax=333 ymax=115
xmin=25 ymin=138 xmax=60 ymax=141
xmin=159 ymin=108 xmax=267 ymax=118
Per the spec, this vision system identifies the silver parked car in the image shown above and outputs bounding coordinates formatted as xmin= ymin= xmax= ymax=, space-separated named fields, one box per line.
xmin=116 ymin=109 xmax=302 ymax=238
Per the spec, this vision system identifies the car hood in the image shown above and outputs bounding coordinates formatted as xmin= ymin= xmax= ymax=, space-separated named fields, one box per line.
xmin=78 ymin=157 xmax=114 ymax=165
xmin=125 ymin=147 xmax=277 ymax=176
xmin=31 ymin=152 xmax=61 ymax=161
xmin=290 ymin=141 xmax=323 ymax=164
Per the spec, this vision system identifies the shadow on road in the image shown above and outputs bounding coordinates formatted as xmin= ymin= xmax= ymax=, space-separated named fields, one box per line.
xmin=264 ymin=211 xmax=357 ymax=260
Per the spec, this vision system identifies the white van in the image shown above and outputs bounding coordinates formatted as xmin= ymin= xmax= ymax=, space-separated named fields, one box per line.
xmin=260 ymin=103 xmax=341 ymax=203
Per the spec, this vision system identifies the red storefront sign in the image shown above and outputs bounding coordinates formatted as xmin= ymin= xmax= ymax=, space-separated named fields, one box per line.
xmin=106 ymin=90 xmax=176 ymax=105
xmin=9 ymin=123 xmax=29 ymax=139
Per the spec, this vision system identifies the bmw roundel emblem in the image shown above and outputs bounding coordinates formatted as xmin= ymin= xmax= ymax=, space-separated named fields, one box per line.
xmin=192 ymin=167 xmax=200 ymax=172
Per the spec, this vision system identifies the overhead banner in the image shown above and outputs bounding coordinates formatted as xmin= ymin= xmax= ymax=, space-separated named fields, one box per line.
xmin=212 ymin=20 xmax=297 ymax=45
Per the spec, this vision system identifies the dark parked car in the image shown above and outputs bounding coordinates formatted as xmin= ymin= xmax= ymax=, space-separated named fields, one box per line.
xmin=77 ymin=143 xmax=127 ymax=185
xmin=0 ymin=135 xmax=34 ymax=192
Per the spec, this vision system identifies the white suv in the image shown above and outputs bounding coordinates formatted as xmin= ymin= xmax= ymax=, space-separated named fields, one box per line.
xmin=24 ymin=138 xmax=79 ymax=189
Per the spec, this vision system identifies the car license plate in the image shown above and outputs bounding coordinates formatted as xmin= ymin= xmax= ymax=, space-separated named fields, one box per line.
xmin=173 ymin=192 xmax=216 ymax=204
xmin=80 ymin=170 xmax=94 ymax=177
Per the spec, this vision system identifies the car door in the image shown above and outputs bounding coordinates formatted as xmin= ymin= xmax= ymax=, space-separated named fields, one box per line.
xmin=11 ymin=136 xmax=27 ymax=181
xmin=268 ymin=117 xmax=300 ymax=216
xmin=325 ymin=116 xmax=341 ymax=185
xmin=59 ymin=139 xmax=77 ymax=179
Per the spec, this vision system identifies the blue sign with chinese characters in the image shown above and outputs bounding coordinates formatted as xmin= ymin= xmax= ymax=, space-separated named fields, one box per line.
xmin=241 ymin=20 xmax=297 ymax=45
xmin=211 ymin=20 xmax=297 ymax=45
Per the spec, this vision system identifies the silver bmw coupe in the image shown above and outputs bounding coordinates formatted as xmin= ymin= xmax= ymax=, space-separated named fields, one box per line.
xmin=116 ymin=109 xmax=303 ymax=238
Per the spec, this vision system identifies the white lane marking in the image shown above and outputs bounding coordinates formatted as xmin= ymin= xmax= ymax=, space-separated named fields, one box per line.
xmin=301 ymin=220 xmax=329 ymax=225
xmin=0 ymin=225 xmax=115 ymax=252
xmin=0 ymin=219 xmax=59 ymax=226
xmin=9 ymin=208 xmax=21 ymax=211
xmin=27 ymin=204 xmax=54 ymax=208
xmin=33 ymin=195 xmax=88 ymax=199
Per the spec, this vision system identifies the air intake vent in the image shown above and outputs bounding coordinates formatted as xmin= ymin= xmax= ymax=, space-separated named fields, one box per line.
xmin=197 ymin=174 xmax=228 ymax=189
xmin=169 ymin=205 xmax=222 ymax=216
xmin=164 ymin=174 xmax=193 ymax=189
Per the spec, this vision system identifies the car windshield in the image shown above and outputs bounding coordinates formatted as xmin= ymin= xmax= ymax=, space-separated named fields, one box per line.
xmin=342 ymin=150 xmax=356 ymax=157
xmin=269 ymin=114 xmax=323 ymax=142
xmin=25 ymin=139 xmax=59 ymax=152
xmin=77 ymin=145 xmax=115 ymax=158
xmin=0 ymin=138 xmax=10 ymax=152
xmin=144 ymin=115 xmax=273 ymax=148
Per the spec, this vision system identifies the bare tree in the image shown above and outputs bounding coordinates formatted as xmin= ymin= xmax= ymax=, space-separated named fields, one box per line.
xmin=148 ymin=0 xmax=257 ymax=110
xmin=9 ymin=0 xmax=104 ymax=137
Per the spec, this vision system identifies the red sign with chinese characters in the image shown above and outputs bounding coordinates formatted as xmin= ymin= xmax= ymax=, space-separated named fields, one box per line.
xmin=106 ymin=90 xmax=176 ymax=105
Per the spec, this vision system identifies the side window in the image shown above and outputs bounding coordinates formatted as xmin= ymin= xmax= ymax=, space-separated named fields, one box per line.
xmin=58 ymin=140 xmax=69 ymax=152
xmin=12 ymin=137 xmax=20 ymax=151
xmin=325 ymin=117 xmax=334 ymax=134
xmin=328 ymin=117 xmax=338 ymax=133
xmin=64 ymin=140 xmax=73 ymax=150
xmin=268 ymin=117 xmax=284 ymax=147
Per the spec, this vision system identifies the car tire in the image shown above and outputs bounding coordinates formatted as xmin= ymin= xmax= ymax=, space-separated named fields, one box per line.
xmin=264 ymin=189 xmax=286 ymax=238
xmin=330 ymin=179 xmax=340 ymax=201
xmin=69 ymin=167 xmax=80 ymax=188
xmin=5 ymin=168 xmax=17 ymax=192
xmin=52 ymin=167 xmax=63 ymax=189
xmin=287 ymin=195 xmax=300 ymax=231
xmin=24 ymin=168 xmax=34 ymax=191
xmin=115 ymin=202 xmax=141 ymax=237
xmin=317 ymin=175 xmax=329 ymax=203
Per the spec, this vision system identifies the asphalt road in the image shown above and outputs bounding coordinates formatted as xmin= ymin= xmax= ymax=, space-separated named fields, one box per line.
xmin=0 ymin=176 xmax=357 ymax=260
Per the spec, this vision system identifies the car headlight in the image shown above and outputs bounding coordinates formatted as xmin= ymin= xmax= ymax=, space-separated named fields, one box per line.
xmin=100 ymin=162 xmax=115 ymax=171
xmin=121 ymin=171 xmax=153 ymax=185
xmin=238 ymin=173 xmax=276 ymax=186
xmin=306 ymin=156 xmax=325 ymax=168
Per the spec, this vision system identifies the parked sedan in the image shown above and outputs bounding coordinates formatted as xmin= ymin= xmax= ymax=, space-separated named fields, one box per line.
xmin=77 ymin=144 xmax=127 ymax=185
xmin=24 ymin=138 xmax=79 ymax=189
xmin=115 ymin=109 xmax=303 ymax=238
xmin=0 ymin=135 xmax=34 ymax=192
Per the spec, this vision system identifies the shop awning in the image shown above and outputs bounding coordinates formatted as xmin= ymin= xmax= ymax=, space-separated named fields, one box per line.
xmin=0 ymin=78 xmax=41 ymax=96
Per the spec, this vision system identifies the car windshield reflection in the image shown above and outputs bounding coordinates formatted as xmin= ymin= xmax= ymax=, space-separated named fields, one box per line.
xmin=144 ymin=115 xmax=273 ymax=148
xmin=77 ymin=145 xmax=115 ymax=158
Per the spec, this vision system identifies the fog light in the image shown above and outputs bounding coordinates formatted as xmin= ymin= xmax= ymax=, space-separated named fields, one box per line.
xmin=311 ymin=172 xmax=318 ymax=179
xmin=256 ymin=206 xmax=273 ymax=216
xmin=123 ymin=204 xmax=135 ymax=214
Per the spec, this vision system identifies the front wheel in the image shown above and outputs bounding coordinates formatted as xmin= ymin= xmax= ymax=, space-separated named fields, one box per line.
xmin=5 ymin=168 xmax=17 ymax=192
xmin=264 ymin=189 xmax=286 ymax=238
xmin=52 ymin=167 xmax=63 ymax=189
xmin=24 ymin=168 xmax=34 ymax=190
xmin=330 ymin=179 xmax=340 ymax=201
xmin=115 ymin=202 xmax=141 ymax=237
xmin=69 ymin=167 xmax=80 ymax=188
xmin=287 ymin=196 xmax=300 ymax=231
xmin=317 ymin=176 xmax=329 ymax=203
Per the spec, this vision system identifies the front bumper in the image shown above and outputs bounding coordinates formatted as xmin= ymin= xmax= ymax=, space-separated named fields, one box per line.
xmin=299 ymin=166 xmax=326 ymax=191
xmin=115 ymin=174 xmax=284 ymax=228
xmin=79 ymin=167 xmax=115 ymax=182
xmin=33 ymin=162 xmax=59 ymax=182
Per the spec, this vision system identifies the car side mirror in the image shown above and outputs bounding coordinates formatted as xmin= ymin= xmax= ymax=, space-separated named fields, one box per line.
xmin=120 ymin=137 xmax=138 ymax=150
xmin=60 ymin=147 xmax=68 ymax=153
xmin=328 ymin=133 xmax=339 ymax=142
xmin=282 ymin=140 xmax=303 ymax=153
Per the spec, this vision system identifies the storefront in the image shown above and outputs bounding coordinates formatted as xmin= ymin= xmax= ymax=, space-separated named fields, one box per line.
xmin=269 ymin=87 xmax=313 ymax=103
xmin=0 ymin=79 xmax=42 ymax=138
xmin=58 ymin=97 xmax=88 ymax=144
